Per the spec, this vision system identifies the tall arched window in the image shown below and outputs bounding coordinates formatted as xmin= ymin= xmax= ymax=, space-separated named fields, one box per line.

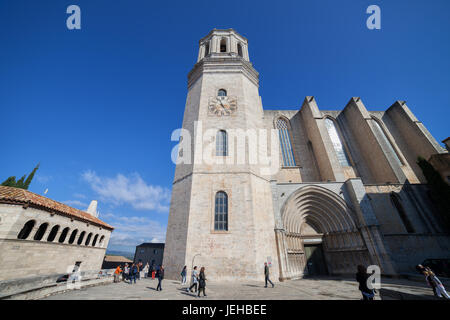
xmin=85 ymin=233 xmax=93 ymax=246
xmin=17 ymin=220 xmax=36 ymax=240
xmin=216 ymin=130 xmax=228 ymax=156
xmin=214 ymin=191 xmax=228 ymax=231
xmin=59 ymin=227 xmax=69 ymax=243
xmin=325 ymin=118 xmax=351 ymax=166
xmin=237 ymin=43 xmax=243 ymax=57
xmin=68 ymin=229 xmax=78 ymax=244
xmin=92 ymin=234 xmax=99 ymax=247
xmin=276 ymin=118 xmax=296 ymax=167
xmin=34 ymin=223 xmax=48 ymax=240
xmin=99 ymin=235 xmax=105 ymax=247
xmin=220 ymin=38 xmax=227 ymax=52
xmin=47 ymin=225 xmax=60 ymax=242
xmin=218 ymin=89 xmax=227 ymax=97
xmin=372 ymin=118 xmax=403 ymax=166
xmin=391 ymin=193 xmax=414 ymax=233
xmin=77 ymin=231 xmax=86 ymax=245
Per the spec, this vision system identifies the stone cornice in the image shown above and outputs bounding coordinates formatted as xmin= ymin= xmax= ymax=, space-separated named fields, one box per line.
xmin=199 ymin=28 xmax=248 ymax=44
xmin=187 ymin=57 xmax=259 ymax=89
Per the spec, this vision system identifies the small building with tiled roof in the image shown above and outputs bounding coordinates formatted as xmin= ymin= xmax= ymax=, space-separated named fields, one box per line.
xmin=102 ymin=255 xmax=133 ymax=269
xmin=0 ymin=186 xmax=114 ymax=281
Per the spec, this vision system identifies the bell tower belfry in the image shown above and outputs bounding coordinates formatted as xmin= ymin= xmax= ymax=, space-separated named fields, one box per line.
xmin=163 ymin=29 xmax=280 ymax=281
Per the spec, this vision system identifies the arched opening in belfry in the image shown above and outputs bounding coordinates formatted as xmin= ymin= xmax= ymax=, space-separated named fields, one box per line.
xmin=220 ymin=38 xmax=227 ymax=52
xmin=277 ymin=185 xmax=370 ymax=279
xmin=237 ymin=43 xmax=243 ymax=57
xmin=205 ymin=42 xmax=210 ymax=57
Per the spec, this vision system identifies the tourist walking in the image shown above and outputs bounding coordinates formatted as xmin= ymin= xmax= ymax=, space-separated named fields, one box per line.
xmin=426 ymin=267 xmax=450 ymax=299
xmin=417 ymin=265 xmax=450 ymax=299
xmin=156 ymin=265 xmax=164 ymax=291
xmin=197 ymin=267 xmax=207 ymax=297
xmin=136 ymin=262 xmax=140 ymax=280
xmin=356 ymin=265 xmax=375 ymax=300
xmin=181 ymin=266 xmax=187 ymax=285
xmin=123 ymin=263 xmax=129 ymax=282
xmin=264 ymin=262 xmax=274 ymax=288
xmin=114 ymin=265 xmax=122 ymax=283
xmin=188 ymin=266 xmax=198 ymax=292
xmin=144 ymin=263 xmax=149 ymax=278
xmin=130 ymin=263 xmax=138 ymax=284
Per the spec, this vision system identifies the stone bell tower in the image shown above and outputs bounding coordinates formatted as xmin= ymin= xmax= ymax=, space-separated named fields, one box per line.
xmin=163 ymin=29 xmax=280 ymax=281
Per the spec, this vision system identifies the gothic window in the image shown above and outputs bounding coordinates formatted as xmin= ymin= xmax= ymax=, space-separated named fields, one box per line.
xmin=216 ymin=130 xmax=228 ymax=156
xmin=85 ymin=232 xmax=93 ymax=246
xmin=218 ymin=89 xmax=227 ymax=97
xmin=47 ymin=225 xmax=60 ymax=242
xmin=92 ymin=234 xmax=99 ymax=246
xmin=59 ymin=227 xmax=70 ymax=243
xmin=372 ymin=118 xmax=403 ymax=166
xmin=276 ymin=118 xmax=296 ymax=167
xmin=325 ymin=118 xmax=351 ymax=166
xmin=33 ymin=223 xmax=48 ymax=240
xmin=214 ymin=191 xmax=228 ymax=231
xmin=237 ymin=43 xmax=243 ymax=57
xmin=390 ymin=193 xmax=414 ymax=233
xmin=68 ymin=229 xmax=78 ymax=244
xmin=77 ymin=231 xmax=86 ymax=245
xmin=17 ymin=220 xmax=36 ymax=240
xmin=220 ymin=38 xmax=227 ymax=52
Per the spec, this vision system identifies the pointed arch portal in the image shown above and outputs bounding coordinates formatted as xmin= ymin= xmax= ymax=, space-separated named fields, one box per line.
xmin=276 ymin=185 xmax=371 ymax=280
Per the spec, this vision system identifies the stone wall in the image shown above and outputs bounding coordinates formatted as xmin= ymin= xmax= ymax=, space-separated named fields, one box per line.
xmin=0 ymin=204 xmax=111 ymax=281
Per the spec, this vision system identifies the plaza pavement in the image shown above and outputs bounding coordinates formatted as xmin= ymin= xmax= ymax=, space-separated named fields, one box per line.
xmin=41 ymin=276 xmax=440 ymax=300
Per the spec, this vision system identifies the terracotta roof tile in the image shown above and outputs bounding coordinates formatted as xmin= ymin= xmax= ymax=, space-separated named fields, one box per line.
xmin=0 ymin=186 xmax=114 ymax=230
xmin=104 ymin=255 xmax=133 ymax=263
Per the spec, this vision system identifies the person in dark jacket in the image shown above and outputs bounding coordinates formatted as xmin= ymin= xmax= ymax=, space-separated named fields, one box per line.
xmin=156 ymin=265 xmax=164 ymax=291
xmin=356 ymin=265 xmax=375 ymax=300
xmin=264 ymin=262 xmax=274 ymax=288
xmin=130 ymin=263 xmax=138 ymax=284
xmin=197 ymin=267 xmax=207 ymax=297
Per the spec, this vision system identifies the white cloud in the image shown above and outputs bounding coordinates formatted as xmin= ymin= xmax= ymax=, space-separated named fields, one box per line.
xmin=36 ymin=174 xmax=52 ymax=184
xmin=100 ymin=212 xmax=166 ymax=248
xmin=81 ymin=170 xmax=171 ymax=212
xmin=62 ymin=199 xmax=88 ymax=208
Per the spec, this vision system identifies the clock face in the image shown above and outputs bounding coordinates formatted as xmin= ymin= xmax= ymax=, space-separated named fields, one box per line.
xmin=208 ymin=96 xmax=237 ymax=116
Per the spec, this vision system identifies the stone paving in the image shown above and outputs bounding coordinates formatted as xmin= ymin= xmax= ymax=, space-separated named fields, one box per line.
xmin=41 ymin=276 xmax=440 ymax=300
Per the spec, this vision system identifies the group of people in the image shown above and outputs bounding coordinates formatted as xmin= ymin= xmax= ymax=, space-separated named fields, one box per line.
xmin=113 ymin=262 xmax=165 ymax=290
xmin=416 ymin=264 xmax=450 ymax=299
xmin=356 ymin=264 xmax=450 ymax=300
xmin=178 ymin=263 xmax=274 ymax=297
xmin=113 ymin=262 xmax=155 ymax=283
xmin=181 ymin=265 xmax=207 ymax=297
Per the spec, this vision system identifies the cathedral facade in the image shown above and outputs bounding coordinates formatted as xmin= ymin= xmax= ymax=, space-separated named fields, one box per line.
xmin=163 ymin=29 xmax=450 ymax=281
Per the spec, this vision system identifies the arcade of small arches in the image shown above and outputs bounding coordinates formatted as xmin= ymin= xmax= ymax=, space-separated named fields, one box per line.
xmin=200 ymin=37 xmax=246 ymax=59
xmin=275 ymin=185 xmax=371 ymax=280
xmin=16 ymin=219 xmax=106 ymax=248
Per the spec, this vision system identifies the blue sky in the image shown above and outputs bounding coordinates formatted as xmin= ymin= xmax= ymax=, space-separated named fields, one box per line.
xmin=1 ymin=0 xmax=449 ymax=253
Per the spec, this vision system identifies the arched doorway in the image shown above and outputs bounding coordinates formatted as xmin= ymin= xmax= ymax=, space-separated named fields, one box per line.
xmin=275 ymin=185 xmax=371 ymax=280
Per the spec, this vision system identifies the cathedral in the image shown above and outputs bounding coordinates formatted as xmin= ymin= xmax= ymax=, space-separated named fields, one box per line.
xmin=163 ymin=29 xmax=450 ymax=281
